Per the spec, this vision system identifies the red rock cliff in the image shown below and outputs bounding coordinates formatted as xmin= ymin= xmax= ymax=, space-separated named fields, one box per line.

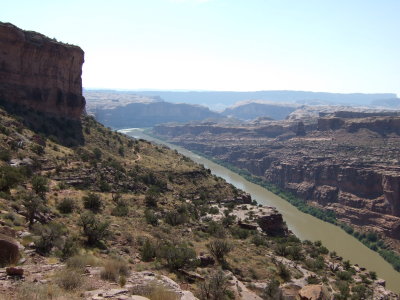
xmin=0 ymin=22 xmax=85 ymax=120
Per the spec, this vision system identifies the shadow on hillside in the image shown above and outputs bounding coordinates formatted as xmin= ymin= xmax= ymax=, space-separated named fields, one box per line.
xmin=0 ymin=100 xmax=84 ymax=147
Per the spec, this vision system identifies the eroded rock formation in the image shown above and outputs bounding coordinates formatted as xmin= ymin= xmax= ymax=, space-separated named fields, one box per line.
xmin=153 ymin=115 xmax=400 ymax=249
xmin=0 ymin=22 xmax=85 ymax=120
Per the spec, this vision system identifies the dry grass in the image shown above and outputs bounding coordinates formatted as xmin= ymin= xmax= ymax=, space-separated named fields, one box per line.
xmin=130 ymin=283 xmax=179 ymax=300
xmin=100 ymin=258 xmax=130 ymax=282
xmin=66 ymin=254 xmax=100 ymax=270
xmin=13 ymin=283 xmax=80 ymax=300
xmin=54 ymin=269 xmax=84 ymax=291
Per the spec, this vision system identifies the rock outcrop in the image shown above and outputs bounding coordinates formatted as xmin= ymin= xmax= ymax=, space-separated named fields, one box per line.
xmin=0 ymin=22 xmax=85 ymax=120
xmin=0 ymin=233 xmax=20 ymax=266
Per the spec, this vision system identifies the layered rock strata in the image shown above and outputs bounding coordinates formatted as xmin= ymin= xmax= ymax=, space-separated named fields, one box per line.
xmin=0 ymin=22 xmax=85 ymax=120
xmin=153 ymin=115 xmax=400 ymax=248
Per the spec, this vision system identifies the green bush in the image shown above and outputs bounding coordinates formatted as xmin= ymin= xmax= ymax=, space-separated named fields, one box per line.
xmin=111 ymin=199 xmax=129 ymax=217
xmin=158 ymin=244 xmax=197 ymax=271
xmin=31 ymin=175 xmax=48 ymax=199
xmin=33 ymin=222 xmax=64 ymax=256
xmin=145 ymin=209 xmax=159 ymax=226
xmin=207 ymin=239 xmax=233 ymax=264
xmin=79 ymin=212 xmax=110 ymax=245
xmin=57 ymin=198 xmax=75 ymax=214
xmin=141 ymin=239 xmax=157 ymax=262
xmin=0 ymin=165 xmax=25 ymax=192
xmin=82 ymin=193 xmax=103 ymax=213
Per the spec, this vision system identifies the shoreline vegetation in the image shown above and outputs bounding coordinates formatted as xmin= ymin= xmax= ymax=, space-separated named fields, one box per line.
xmin=142 ymin=129 xmax=400 ymax=273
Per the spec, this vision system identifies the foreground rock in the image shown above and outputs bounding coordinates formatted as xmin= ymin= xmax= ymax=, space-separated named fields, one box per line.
xmin=0 ymin=233 xmax=20 ymax=266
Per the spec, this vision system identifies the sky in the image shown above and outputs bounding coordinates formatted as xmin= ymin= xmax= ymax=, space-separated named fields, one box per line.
xmin=2 ymin=0 xmax=399 ymax=95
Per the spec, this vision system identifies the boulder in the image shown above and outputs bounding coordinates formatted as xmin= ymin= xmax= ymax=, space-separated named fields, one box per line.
xmin=0 ymin=233 xmax=20 ymax=266
xmin=6 ymin=266 xmax=23 ymax=276
xmin=298 ymin=285 xmax=330 ymax=300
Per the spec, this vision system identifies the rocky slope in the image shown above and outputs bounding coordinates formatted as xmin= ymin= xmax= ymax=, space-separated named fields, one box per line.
xmin=153 ymin=114 xmax=400 ymax=253
xmin=0 ymin=22 xmax=85 ymax=120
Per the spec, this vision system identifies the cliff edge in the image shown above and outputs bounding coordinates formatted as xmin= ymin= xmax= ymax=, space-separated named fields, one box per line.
xmin=0 ymin=22 xmax=85 ymax=120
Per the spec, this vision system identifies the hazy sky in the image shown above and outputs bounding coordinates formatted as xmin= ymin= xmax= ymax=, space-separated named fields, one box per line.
xmin=2 ymin=0 xmax=399 ymax=95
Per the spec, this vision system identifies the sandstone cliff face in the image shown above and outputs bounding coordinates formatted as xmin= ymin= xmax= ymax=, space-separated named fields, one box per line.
xmin=0 ymin=22 xmax=85 ymax=120
xmin=153 ymin=116 xmax=400 ymax=247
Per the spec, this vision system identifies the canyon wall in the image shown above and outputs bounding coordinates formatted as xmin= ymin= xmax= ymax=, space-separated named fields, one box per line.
xmin=153 ymin=116 xmax=400 ymax=248
xmin=0 ymin=22 xmax=85 ymax=120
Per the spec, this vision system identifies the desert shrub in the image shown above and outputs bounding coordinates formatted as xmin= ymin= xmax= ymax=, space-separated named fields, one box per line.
xmin=209 ymin=206 xmax=220 ymax=214
xmin=336 ymin=271 xmax=352 ymax=281
xmin=33 ymin=222 xmax=65 ymax=255
xmin=141 ymin=239 xmax=157 ymax=262
xmin=368 ymin=271 xmax=377 ymax=280
xmin=66 ymin=254 xmax=99 ymax=270
xmin=14 ymin=283 xmax=69 ymax=300
xmin=61 ymin=236 xmax=79 ymax=260
xmin=199 ymin=270 xmax=230 ymax=300
xmin=164 ymin=209 xmax=189 ymax=226
xmin=205 ymin=221 xmax=226 ymax=238
xmin=93 ymin=147 xmax=102 ymax=160
xmin=0 ymin=165 xmax=25 ymax=192
xmin=111 ymin=199 xmax=129 ymax=217
xmin=55 ymin=269 xmax=83 ymax=291
xmin=287 ymin=245 xmax=303 ymax=261
xmin=274 ymin=243 xmax=289 ymax=257
xmin=230 ymin=227 xmax=251 ymax=240
xmin=158 ymin=244 xmax=197 ymax=271
xmin=0 ymin=149 xmax=10 ymax=161
xmin=82 ymin=193 xmax=103 ymax=213
xmin=251 ymin=234 xmax=268 ymax=247
xmin=306 ymin=275 xmax=320 ymax=284
xmin=31 ymin=175 xmax=48 ymax=199
xmin=101 ymin=258 xmax=129 ymax=282
xmin=221 ymin=215 xmax=236 ymax=227
xmin=79 ymin=212 xmax=110 ymax=245
xmin=145 ymin=190 xmax=158 ymax=207
xmin=207 ymin=239 xmax=233 ymax=264
xmin=277 ymin=262 xmax=291 ymax=282
xmin=262 ymin=278 xmax=281 ymax=300
xmin=145 ymin=209 xmax=159 ymax=226
xmin=22 ymin=192 xmax=44 ymax=227
xmin=130 ymin=284 xmax=179 ymax=300
xmin=57 ymin=198 xmax=75 ymax=214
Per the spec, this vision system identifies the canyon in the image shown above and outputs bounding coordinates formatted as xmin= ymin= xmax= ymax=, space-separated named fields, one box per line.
xmin=153 ymin=112 xmax=400 ymax=252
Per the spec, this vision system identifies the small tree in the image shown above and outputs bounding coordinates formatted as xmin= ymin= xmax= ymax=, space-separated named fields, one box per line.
xmin=23 ymin=192 xmax=44 ymax=228
xmin=200 ymin=270 xmax=229 ymax=300
xmin=82 ymin=193 xmax=103 ymax=213
xmin=79 ymin=212 xmax=110 ymax=245
xmin=31 ymin=175 xmax=49 ymax=199
xmin=57 ymin=198 xmax=75 ymax=214
xmin=207 ymin=239 xmax=233 ymax=264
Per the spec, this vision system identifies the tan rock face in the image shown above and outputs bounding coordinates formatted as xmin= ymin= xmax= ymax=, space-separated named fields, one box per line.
xmin=0 ymin=22 xmax=85 ymax=120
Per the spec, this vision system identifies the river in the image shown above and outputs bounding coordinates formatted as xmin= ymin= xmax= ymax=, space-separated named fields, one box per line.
xmin=121 ymin=128 xmax=400 ymax=293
